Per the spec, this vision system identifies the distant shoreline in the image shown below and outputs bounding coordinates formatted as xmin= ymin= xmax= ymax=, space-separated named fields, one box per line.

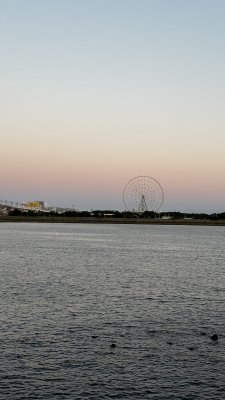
xmin=1 ymin=216 xmax=225 ymax=226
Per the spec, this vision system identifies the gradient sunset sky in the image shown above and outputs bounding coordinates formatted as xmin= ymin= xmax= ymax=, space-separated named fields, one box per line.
xmin=1 ymin=0 xmax=225 ymax=211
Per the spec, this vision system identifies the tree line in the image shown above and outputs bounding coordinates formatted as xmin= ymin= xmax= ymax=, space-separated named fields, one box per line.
xmin=7 ymin=209 xmax=225 ymax=220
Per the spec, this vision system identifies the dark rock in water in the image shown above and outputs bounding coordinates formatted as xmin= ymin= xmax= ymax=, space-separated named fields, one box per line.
xmin=167 ymin=342 xmax=173 ymax=345
xmin=189 ymin=347 xmax=194 ymax=351
xmin=200 ymin=332 xmax=206 ymax=336
xmin=111 ymin=343 xmax=116 ymax=348
xmin=91 ymin=335 xmax=98 ymax=339
xmin=211 ymin=334 xmax=218 ymax=341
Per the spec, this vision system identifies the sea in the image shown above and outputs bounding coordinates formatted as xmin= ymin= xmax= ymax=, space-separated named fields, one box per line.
xmin=0 ymin=222 xmax=224 ymax=399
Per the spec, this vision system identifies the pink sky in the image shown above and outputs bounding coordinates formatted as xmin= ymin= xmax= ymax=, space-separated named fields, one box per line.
xmin=1 ymin=1 xmax=225 ymax=211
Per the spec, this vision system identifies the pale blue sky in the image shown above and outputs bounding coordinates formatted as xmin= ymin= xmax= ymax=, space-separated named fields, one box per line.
xmin=1 ymin=0 xmax=225 ymax=211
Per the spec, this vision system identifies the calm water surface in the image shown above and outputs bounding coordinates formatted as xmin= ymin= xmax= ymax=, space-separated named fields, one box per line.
xmin=0 ymin=223 xmax=224 ymax=399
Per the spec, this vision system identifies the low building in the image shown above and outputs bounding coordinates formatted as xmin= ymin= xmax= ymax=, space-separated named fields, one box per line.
xmin=27 ymin=201 xmax=47 ymax=209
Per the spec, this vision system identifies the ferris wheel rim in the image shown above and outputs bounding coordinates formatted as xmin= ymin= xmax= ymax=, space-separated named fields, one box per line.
xmin=122 ymin=175 xmax=164 ymax=213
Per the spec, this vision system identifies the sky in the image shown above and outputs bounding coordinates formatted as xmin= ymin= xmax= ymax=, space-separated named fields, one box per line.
xmin=1 ymin=0 xmax=225 ymax=212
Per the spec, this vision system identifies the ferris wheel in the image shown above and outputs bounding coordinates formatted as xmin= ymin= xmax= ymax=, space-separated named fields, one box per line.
xmin=123 ymin=175 xmax=164 ymax=213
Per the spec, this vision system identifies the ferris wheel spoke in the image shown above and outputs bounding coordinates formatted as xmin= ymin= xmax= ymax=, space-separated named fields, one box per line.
xmin=126 ymin=184 xmax=141 ymax=196
xmin=130 ymin=179 xmax=143 ymax=195
xmin=126 ymin=178 xmax=142 ymax=196
xmin=139 ymin=176 xmax=146 ymax=194
xmin=135 ymin=176 xmax=144 ymax=194
xmin=142 ymin=176 xmax=149 ymax=195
